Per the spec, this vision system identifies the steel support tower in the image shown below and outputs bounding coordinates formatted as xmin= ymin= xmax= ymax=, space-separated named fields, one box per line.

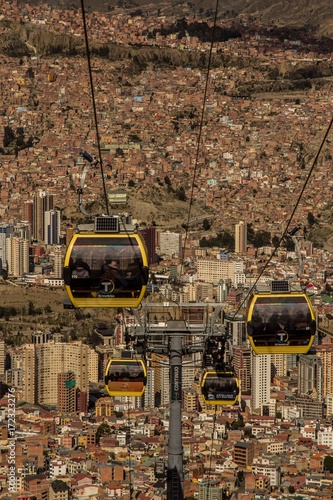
xmin=130 ymin=302 xmax=225 ymax=500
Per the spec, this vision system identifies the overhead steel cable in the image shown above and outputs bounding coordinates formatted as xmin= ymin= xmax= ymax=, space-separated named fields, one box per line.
xmin=180 ymin=0 xmax=220 ymax=278
xmin=80 ymin=0 xmax=149 ymax=292
xmin=232 ymin=114 xmax=333 ymax=320
xmin=80 ymin=0 xmax=110 ymax=215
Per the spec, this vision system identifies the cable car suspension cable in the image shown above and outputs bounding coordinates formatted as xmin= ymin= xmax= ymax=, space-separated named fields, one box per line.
xmin=180 ymin=0 xmax=220 ymax=278
xmin=232 ymin=114 xmax=333 ymax=319
xmin=80 ymin=0 xmax=109 ymax=215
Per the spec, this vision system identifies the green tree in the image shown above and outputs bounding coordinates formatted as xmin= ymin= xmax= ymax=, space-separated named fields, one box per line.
xmin=9 ymin=307 xmax=17 ymax=317
xmin=307 ymin=211 xmax=316 ymax=226
xmin=247 ymin=223 xmax=255 ymax=244
xmin=272 ymin=235 xmax=280 ymax=248
xmin=324 ymin=455 xmax=333 ymax=472
xmin=253 ymin=230 xmax=271 ymax=248
xmin=175 ymin=186 xmax=186 ymax=201
xmin=231 ymin=420 xmax=245 ymax=430
xmin=28 ymin=301 xmax=35 ymax=315
xmin=4 ymin=126 xmax=15 ymax=147
xmin=202 ymin=218 xmax=211 ymax=231
xmin=199 ymin=230 xmax=235 ymax=251
xmin=129 ymin=133 xmax=141 ymax=143
xmin=164 ymin=176 xmax=171 ymax=186
xmin=96 ymin=422 xmax=111 ymax=443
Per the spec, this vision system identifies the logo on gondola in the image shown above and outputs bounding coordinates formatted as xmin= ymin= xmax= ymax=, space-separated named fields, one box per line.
xmin=121 ymin=383 xmax=129 ymax=390
xmin=99 ymin=279 xmax=115 ymax=296
xmin=275 ymin=330 xmax=289 ymax=345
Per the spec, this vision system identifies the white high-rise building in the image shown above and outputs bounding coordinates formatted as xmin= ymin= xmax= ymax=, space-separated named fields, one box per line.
xmin=33 ymin=191 xmax=54 ymax=242
xmin=271 ymin=354 xmax=288 ymax=378
xmin=6 ymin=237 xmax=29 ymax=277
xmin=197 ymin=259 xmax=244 ymax=285
xmin=327 ymin=394 xmax=333 ymax=417
xmin=152 ymin=354 xmax=169 ymax=405
xmin=0 ymin=233 xmax=7 ymax=272
xmin=182 ymin=353 xmax=199 ymax=390
xmin=235 ymin=220 xmax=247 ymax=253
xmin=297 ymin=354 xmax=323 ymax=401
xmin=252 ymin=353 xmax=271 ymax=411
xmin=225 ymin=316 xmax=247 ymax=347
xmin=22 ymin=340 xmax=98 ymax=407
xmin=159 ymin=231 xmax=182 ymax=258
xmin=53 ymin=249 xmax=63 ymax=279
xmin=144 ymin=367 xmax=155 ymax=408
xmin=317 ymin=427 xmax=333 ymax=447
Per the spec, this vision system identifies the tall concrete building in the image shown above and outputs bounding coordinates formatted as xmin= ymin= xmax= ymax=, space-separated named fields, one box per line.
xmin=271 ymin=354 xmax=288 ymax=378
xmin=6 ymin=237 xmax=29 ymax=277
xmin=22 ymin=200 xmax=33 ymax=227
xmin=151 ymin=353 xmax=169 ymax=406
xmin=233 ymin=346 xmax=252 ymax=393
xmin=33 ymin=191 xmax=54 ymax=242
xmin=0 ymin=233 xmax=6 ymax=274
xmin=32 ymin=328 xmax=52 ymax=344
xmin=197 ymin=259 xmax=244 ymax=285
xmin=251 ymin=353 xmax=271 ymax=411
xmin=44 ymin=210 xmax=61 ymax=245
xmin=315 ymin=338 xmax=333 ymax=398
xmin=182 ymin=353 xmax=199 ymax=390
xmin=58 ymin=371 xmax=76 ymax=413
xmin=144 ymin=367 xmax=155 ymax=408
xmin=95 ymin=345 xmax=114 ymax=383
xmin=184 ymin=388 xmax=198 ymax=412
xmin=23 ymin=344 xmax=36 ymax=404
xmin=53 ymin=249 xmax=63 ymax=279
xmin=327 ymin=394 xmax=333 ymax=418
xmin=22 ymin=340 xmax=98 ymax=409
xmin=217 ymin=279 xmax=229 ymax=302
xmin=298 ymin=353 xmax=323 ymax=401
xmin=159 ymin=231 xmax=182 ymax=258
xmin=140 ymin=226 xmax=157 ymax=264
xmin=14 ymin=222 xmax=31 ymax=241
xmin=0 ymin=224 xmax=12 ymax=237
xmin=235 ymin=220 xmax=247 ymax=253
xmin=224 ymin=314 xmax=247 ymax=347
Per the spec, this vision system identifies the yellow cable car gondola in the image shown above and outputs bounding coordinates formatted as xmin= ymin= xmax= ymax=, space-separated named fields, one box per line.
xmin=201 ymin=370 xmax=239 ymax=406
xmin=63 ymin=216 xmax=149 ymax=309
xmin=246 ymin=281 xmax=316 ymax=355
xmin=105 ymin=356 xmax=147 ymax=397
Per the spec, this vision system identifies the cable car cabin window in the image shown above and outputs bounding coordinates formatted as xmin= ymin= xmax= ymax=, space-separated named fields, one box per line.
xmin=105 ymin=360 xmax=146 ymax=397
xmin=201 ymin=372 xmax=239 ymax=405
xmin=247 ymin=294 xmax=316 ymax=355
xmin=64 ymin=234 xmax=148 ymax=308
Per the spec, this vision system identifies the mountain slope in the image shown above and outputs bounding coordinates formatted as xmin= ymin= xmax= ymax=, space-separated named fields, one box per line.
xmin=19 ymin=0 xmax=333 ymax=38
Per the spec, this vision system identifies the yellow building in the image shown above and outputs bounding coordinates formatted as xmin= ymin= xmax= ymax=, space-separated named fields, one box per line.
xmin=95 ymin=397 xmax=114 ymax=418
